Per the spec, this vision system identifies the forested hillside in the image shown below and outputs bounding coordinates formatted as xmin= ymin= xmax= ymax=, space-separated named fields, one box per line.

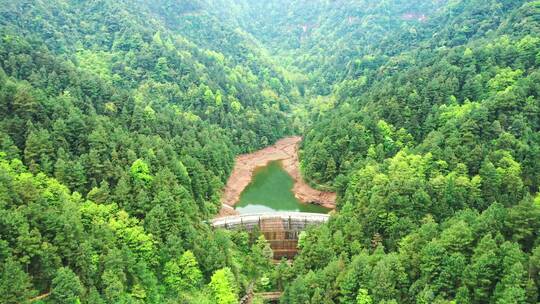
xmin=0 ymin=0 xmax=283 ymax=303
xmin=284 ymin=1 xmax=540 ymax=303
xmin=1 ymin=0 xmax=540 ymax=303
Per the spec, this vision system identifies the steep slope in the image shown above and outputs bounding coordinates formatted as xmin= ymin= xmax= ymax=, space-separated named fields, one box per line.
xmin=0 ymin=0 xmax=282 ymax=302
xmin=282 ymin=1 xmax=540 ymax=303
xmin=234 ymin=0 xmax=450 ymax=94
xmin=0 ymin=0 xmax=298 ymax=151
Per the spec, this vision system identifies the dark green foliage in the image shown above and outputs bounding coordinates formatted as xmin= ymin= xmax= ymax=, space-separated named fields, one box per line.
xmin=0 ymin=257 xmax=35 ymax=303
xmin=50 ymin=268 xmax=83 ymax=303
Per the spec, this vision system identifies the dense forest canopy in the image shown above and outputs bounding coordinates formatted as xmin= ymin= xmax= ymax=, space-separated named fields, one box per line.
xmin=1 ymin=0 xmax=540 ymax=303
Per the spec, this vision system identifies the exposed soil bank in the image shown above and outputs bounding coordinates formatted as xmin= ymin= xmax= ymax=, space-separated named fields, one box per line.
xmin=217 ymin=136 xmax=336 ymax=217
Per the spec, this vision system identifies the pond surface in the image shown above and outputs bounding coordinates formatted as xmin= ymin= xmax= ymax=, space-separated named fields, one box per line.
xmin=234 ymin=161 xmax=330 ymax=214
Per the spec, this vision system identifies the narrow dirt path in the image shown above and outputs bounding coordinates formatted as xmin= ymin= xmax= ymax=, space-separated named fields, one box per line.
xmin=217 ymin=136 xmax=336 ymax=217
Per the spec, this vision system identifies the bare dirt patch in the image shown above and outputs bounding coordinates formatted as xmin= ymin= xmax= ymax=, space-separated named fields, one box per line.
xmin=217 ymin=136 xmax=336 ymax=217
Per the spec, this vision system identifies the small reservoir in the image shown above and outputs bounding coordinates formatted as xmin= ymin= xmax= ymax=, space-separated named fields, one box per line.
xmin=234 ymin=161 xmax=330 ymax=214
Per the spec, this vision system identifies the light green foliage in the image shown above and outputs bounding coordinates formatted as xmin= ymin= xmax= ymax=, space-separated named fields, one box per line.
xmin=488 ymin=68 xmax=523 ymax=92
xmin=76 ymin=50 xmax=114 ymax=82
xmin=356 ymin=288 xmax=373 ymax=304
xmin=209 ymin=267 xmax=238 ymax=304
xmin=107 ymin=210 xmax=156 ymax=261
xmin=163 ymin=250 xmax=202 ymax=295
xmin=130 ymin=159 xmax=153 ymax=182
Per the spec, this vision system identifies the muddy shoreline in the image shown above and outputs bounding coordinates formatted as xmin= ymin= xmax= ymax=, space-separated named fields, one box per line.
xmin=217 ymin=136 xmax=336 ymax=217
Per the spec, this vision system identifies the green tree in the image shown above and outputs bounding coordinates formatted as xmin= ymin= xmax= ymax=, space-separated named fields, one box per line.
xmin=50 ymin=267 xmax=83 ymax=304
xmin=130 ymin=159 xmax=153 ymax=182
xmin=209 ymin=267 xmax=238 ymax=304
xmin=493 ymin=263 xmax=526 ymax=304
xmin=0 ymin=258 xmax=35 ymax=304
xmin=164 ymin=250 xmax=203 ymax=295
xmin=356 ymin=288 xmax=373 ymax=304
xmin=250 ymin=235 xmax=273 ymax=275
xmin=505 ymin=197 xmax=540 ymax=250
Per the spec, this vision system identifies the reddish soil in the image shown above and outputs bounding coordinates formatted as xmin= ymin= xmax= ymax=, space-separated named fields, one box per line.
xmin=217 ymin=136 xmax=336 ymax=217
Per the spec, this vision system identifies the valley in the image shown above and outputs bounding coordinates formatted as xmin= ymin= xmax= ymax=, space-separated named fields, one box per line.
xmin=1 ymin=0 xmax=539 ymax=303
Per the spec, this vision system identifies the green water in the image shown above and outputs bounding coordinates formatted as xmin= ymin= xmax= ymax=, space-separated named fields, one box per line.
xmin=235 ymin=161 xmax=330 ymax=214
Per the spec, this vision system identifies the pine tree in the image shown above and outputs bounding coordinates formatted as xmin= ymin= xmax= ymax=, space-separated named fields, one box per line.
xmin=0 ymin=258 xmax=35 ymax=304
xmin=51 ymin=267 xmax=83 ymax=304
